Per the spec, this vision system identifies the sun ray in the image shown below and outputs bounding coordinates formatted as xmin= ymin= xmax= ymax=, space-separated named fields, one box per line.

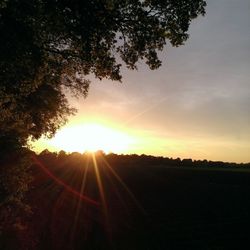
xmin=100 ymin=155 xmax=146 ymax=215
xmin=32 ymin=156 xmax=99 ymax=206
xmin=91 ymin=153 xmax=110 ymax=232
xmin=70 ymin=156 xmax=90 ymax=243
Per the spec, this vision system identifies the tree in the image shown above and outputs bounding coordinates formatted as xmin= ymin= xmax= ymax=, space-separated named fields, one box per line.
xmin=0 ymin=0 xmax=206 ymax=226
xmin=1 ymin=2 xmax=207 ymax=244
xmin=0 ymin=0 xmax=206 ymax=147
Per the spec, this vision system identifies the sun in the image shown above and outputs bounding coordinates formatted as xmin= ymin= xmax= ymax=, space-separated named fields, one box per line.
xmin=48 ymin=123 xmax=134 ymax=154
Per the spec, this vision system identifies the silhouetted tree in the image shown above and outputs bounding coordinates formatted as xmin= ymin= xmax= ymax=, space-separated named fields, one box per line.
xmin=0 ymin=0 xmax=206 ymax=147
xmin=0 ymin=0 xmax=206 ymax=236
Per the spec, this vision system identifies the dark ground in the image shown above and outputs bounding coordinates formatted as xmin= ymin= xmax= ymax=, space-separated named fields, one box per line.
xmin=11 ymin=153 xmax=250 ymax=249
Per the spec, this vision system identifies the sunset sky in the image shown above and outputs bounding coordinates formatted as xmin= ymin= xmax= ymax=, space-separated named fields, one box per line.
xmin=33 ymin=0 xmax=250 ymax=163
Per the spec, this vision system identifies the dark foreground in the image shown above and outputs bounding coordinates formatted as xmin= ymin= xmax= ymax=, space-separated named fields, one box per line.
xmin=4 ymin=153 xmax=250 ymax=249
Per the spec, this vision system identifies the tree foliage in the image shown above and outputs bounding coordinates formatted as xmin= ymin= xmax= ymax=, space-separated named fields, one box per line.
xmin=1 ymin=1 xmax=207 ymax=240
xmin=0 ymin=0 xmax=206 ymax=145
xmin=0 ymin=0 xmax=206 ymax=222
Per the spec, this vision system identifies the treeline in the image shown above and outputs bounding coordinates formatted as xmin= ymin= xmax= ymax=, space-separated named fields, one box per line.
xmin=37 ymin=149 xmax=250 ymax=170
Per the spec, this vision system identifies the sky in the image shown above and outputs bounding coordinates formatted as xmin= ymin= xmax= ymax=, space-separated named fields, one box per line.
xmin=33 ymin=0 xmax=250 ymax=163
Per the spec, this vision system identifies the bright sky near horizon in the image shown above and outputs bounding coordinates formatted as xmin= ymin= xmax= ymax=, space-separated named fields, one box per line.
xmin=33 ymin=0 xmax=250 ymax=163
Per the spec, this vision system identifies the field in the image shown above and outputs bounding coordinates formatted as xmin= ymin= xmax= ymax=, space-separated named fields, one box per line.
xmin=10 ymin=153 xmax=250 ymax=249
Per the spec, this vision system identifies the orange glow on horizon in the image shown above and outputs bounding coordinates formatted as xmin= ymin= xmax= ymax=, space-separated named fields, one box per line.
xmin=31 ymin=119 xmax=250 ymax=164
xmin=39 ymin=123 xmax=135 ymax=154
